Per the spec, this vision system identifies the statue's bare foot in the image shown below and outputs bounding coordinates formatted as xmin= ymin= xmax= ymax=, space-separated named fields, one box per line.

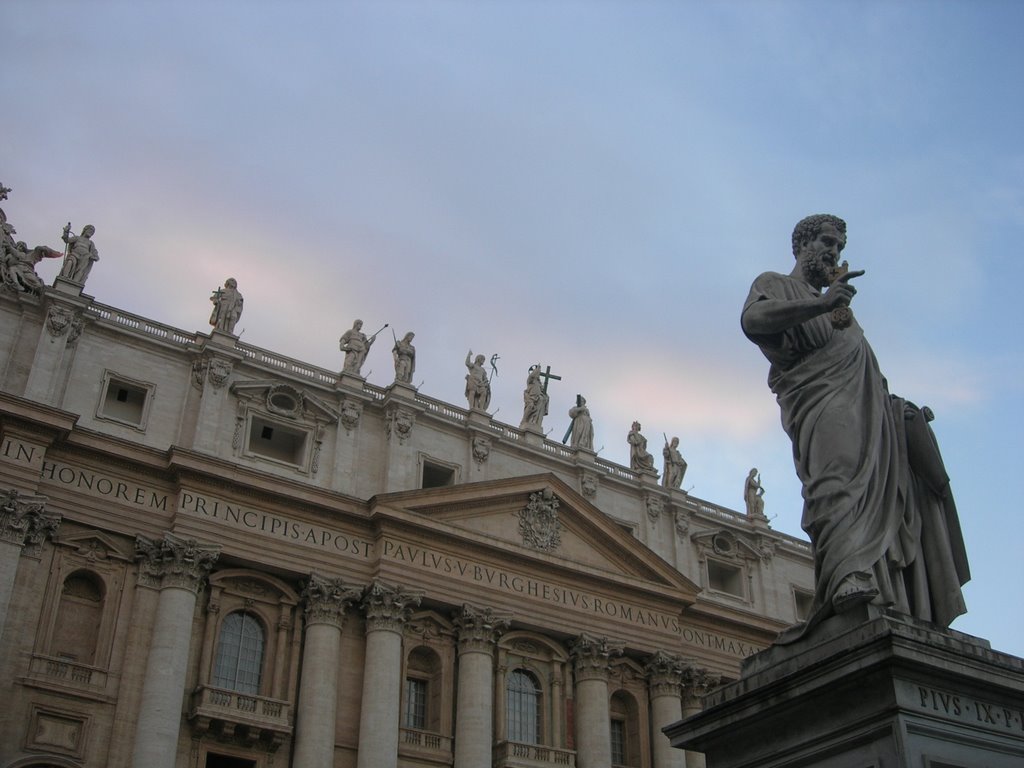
xmin=832 ymin=571 xmax=878 ymax=613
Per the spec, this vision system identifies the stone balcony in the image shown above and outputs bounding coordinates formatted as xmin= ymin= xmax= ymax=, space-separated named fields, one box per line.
xmin=24 ymin=654 xmax=110 ymax=696
xmin=188 ymin=685 xmax=292 ymax=751
xmin=398 ymin=727 xmax=453 ymax=762
xmin=493 ymin=740 xmax=576 ymax=767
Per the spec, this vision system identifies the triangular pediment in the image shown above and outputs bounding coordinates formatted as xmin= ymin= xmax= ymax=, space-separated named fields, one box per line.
xmin=371 ymin=474 xmax=699 ymax=601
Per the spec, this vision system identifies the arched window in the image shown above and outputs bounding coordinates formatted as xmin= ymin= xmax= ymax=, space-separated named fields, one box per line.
xmin=507 ymin=669 xmax=541 ymax=744
xmin=212 ymin=611 xmax=265 ymax=694
xmin=403 ymin=645 xmax=442 ymax=731
xmin=609 ymin=690 xmax=641 ymax=767
xmin=50 ymin=570 xmax=104 ymax=664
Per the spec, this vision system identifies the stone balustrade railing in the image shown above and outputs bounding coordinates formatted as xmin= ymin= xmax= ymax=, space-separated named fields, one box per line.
xmin=493 ymin=740 xmax=576 ymax=767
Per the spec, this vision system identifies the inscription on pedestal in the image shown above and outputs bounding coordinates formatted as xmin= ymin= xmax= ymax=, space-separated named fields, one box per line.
xmin=907 ymin=682 xmax=1024 ymax=733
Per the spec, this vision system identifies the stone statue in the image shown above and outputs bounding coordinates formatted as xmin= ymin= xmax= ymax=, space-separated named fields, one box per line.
xmin=0 ymin=191 xmax=62 ymax=295
xmin=744 ymin=468 xmax=765 ymax=518
xmin=741 ymin=213 xmax=969 ymax=641
xmin=340 ymin=319 xmax=378 ymax=376
xmin=464 ymin=350 xmax=491 ymax=411
xmin=662 ymin=436 xmax=687 ymax=489
xmin=520 ymin=364 xmax=549 ymax=429
xmin=627 ymin=421 xmax=655 ymax=473
xmin=59 ymin=223 xmax=99 ymax=285
xmin=393 ymin=331 xmax=416 ymax=384
xmin=566 ymin=395 xmax=594 ymax=450
xmin=209 ymin=278 xmax=244 ymax=334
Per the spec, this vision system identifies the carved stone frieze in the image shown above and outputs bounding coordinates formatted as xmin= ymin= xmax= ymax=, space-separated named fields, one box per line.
xmin=301 ymin=572 xmax=361 ymax=629
xmin=644 ymin=650 xmax=691 ymax=697
xmin=385 ymin=405 xmax=416 ymax=444
xmin=135 ymin=533 xmax=220 ymax=592
xmin=454 ymin=603 xmax=510 ymax=654
xmin=580 ymin=472 xmax=598 ymax=499
xmin=361 ymin=580 xmax=422 ymax=634
xmin=66 ymin=315 xmax=84 ymax=345
xmin=471 ymin=435 xmax=491 ymax=465
xmin=518 ymin=488 xmax=562 ymax=552
xmin=0 ymin=489 xmax=59 ymax=550
xmin=570 ymin=633 xmax=624 ymax=682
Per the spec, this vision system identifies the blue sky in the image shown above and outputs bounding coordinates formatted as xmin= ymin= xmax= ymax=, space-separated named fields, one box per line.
xmin=5 ymin=1 xmax=1023 ymax=656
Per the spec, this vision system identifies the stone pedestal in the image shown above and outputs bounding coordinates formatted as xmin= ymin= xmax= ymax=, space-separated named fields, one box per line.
xmin=664 ymin=606 xmax=1024 ymax=768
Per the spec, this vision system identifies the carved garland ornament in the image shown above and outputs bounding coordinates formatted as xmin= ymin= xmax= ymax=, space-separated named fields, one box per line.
xmin=518 ymin=488 xmax=562 ymax=552
xmin=45 ymin=305 xmax=77 ymax=338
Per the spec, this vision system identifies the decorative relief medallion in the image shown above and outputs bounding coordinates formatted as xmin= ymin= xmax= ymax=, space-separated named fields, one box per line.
xmin=580 ymin=473 xmax=598 ymax=498
xmin=45 ymin=305 xmax=76 ymax=337
xmin=518 ymin=488 xmax=562 ymax=552
xmin=266 ymin=384 xmax=304 ymax=418
xmin=645 ymin=494 xmax=664 ymax=522
xmin=674 ymin=508 xmax=691 ymax=537
xmin=472 ymin=435 xmax=491 ymax=465
xmin=340 ymin=399 xmax=362 ymax=434
xmin=385 ymin=405 xmax=416 ymax=444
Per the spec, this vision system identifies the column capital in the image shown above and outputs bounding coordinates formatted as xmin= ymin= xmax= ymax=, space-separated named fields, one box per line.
xmin=644 ymin=650 xmax=691 ymax=697
xmin=570 ymin=632 xmax=624 ymax=682
xmin=0 ymin=489 xmax=60 ymax=550
xmin=135 ymin=532 xmax=220 ymax=592
xmin=361 ymin=579 xmax=422 ymax=634
xmin=681 ymin=665 xmax=722 ymax=706
xmin=302 ymin=572 xmax=361 ymax=629
xmin=454 ymin=603 xmax=510 ymax=655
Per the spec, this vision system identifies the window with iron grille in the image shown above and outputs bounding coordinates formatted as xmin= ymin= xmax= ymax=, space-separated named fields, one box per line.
xmin=212 ymin=611 xmax=264 ymax=695
xmin=507 ymin=669 xmax=541 ymax=743
xmin=404 ymin=677 xmax=427 ymax=729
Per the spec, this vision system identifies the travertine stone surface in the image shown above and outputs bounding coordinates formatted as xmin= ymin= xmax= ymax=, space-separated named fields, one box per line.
xmin=454 ymin=604 xmax=509 ymax=768
xmin=572 ymin=633 xmax=624 ymax=768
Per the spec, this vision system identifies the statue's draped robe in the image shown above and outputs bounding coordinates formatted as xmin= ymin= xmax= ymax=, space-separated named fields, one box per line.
xmin=743 ymin=272 xmax=969 ymax=641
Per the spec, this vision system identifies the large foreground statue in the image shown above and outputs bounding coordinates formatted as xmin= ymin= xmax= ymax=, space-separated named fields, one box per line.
xmin=741 ymin=214 xmax=969 ymax=642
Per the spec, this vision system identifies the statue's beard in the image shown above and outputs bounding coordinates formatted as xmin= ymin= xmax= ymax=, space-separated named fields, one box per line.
xmin=799 ymin=249 xmax=831 ymax=289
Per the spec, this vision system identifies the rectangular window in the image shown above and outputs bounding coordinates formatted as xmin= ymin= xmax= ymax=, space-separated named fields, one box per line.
xmin=421 ymin=459 xmax=457 ymax=489
xmin=707 ymin=559 xmax=744 ymax=597
xmin=404 ymin=677 xmax=427 ymax=729
xmin=97 ymin=372 xmax=153 ymax=429
xmin=610 ymin=718 xmax=626 ymax=764
xmin=794 ymin=589 xmax=814 ymax=621
xmin=246 ymin=415 xmax=308 ymax=466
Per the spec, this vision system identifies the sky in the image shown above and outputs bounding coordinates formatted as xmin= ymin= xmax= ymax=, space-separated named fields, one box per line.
xmin=5 ymin=1 xmax=1023 ymax=657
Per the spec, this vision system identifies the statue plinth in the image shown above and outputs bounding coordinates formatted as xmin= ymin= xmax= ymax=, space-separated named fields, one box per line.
xmin=664 ymin=607 xmax=1024 ymax=768
xmin=466 ymin=408 xmax=491 ymax=427
xmin=385 ymin=380 xmax=418 ymax=401
xmin=337 ymin=372 xmax=366 ymax=392
xmin=52 ymin=276 xmax=84 ymax=296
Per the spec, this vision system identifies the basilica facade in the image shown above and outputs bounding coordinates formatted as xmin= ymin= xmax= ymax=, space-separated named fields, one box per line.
xmin=0 ymin=270 xmax=814 ymax=767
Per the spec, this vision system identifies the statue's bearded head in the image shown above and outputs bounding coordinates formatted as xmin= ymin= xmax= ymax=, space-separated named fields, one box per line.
xmin=792 ymin=214 xmax=847 ymax=289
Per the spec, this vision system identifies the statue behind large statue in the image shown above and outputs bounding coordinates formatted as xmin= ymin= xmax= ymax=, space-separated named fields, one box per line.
xmin=741 ymin=214 xmax=970 ymax=643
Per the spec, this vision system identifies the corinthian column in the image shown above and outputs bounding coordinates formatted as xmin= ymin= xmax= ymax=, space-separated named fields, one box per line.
xmin=453 ymin=604 xmax=509 ymax=768
xmin=680 ymin=666 xmax=721 ymax=768
xmin=355 ymin=580 xmax=422 ymax=768
xmin=645 ymin=651 xmax=689 ymax=768
xmin=0 ymin=490 xmax=59 ymax=636
xmin=131 ymin=533 xmax=219 ymax=768
xmin=571 ymin=633 xmax=624 ymax=768
xmin=292 ymin=573 xmax=361 ymax=768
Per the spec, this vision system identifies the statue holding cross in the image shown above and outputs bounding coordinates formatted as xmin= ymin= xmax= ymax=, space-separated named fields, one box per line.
xmin=520 ymin=364 xmax=560 ymax=430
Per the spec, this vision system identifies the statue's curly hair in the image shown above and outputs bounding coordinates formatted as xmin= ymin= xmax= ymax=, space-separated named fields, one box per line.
xmin=791 ymin=214 xmax=846 ymax=257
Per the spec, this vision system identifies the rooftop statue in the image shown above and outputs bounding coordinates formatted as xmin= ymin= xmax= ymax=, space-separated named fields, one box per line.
xmin=392 ymin=331 xmax=416 ymax=384
xmin=744 ymin=468 xmax=765 ymax=518
xmin=520 ymin=364 xmax=549 ymax=429
xmin=340 ymin=319 xmax=385 ymax=377
xmin=0 ymin=185 xmax=62 ymax=295
xmin=564 ymin=395 xmax=594 ymax=450
xmin=741 ymin=214 xmax=969 ymax=642
xmin=627 ymin=421 xmax=655 ymax=473
xmin=464 ymin=350 xmax=491 ymax=411
xmin=209 ymin=278 xmax=244 ymax=335
xmin=662 ymin=436 xmax=687 ymax=490
xmin=59 ymin=223 xmax=100 ymax=285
